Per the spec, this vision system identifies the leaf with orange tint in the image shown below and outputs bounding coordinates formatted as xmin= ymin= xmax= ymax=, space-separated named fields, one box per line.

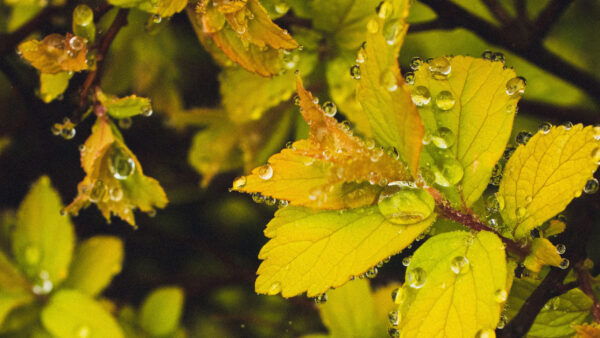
xmin=18 ymin=34 xmax=88 ymax=74
xmin=232 ymin=78 xmax=411 ymax=209
xmin=64 ymin=117 xmax=167 ymax=226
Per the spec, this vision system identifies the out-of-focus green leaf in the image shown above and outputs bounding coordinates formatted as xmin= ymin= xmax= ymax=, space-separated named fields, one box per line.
xmin=39 ymin=72 xmax=72 ymax=103
xmin=139 ymin=286 xmax=184 ymax=337
xmin=97 ymin=90 xmax=152 ymax=119
xmin=41 ymin=289 xmax=124 ymax=338
xmin=63 ymin=236 xmax=124 ymax=296
xmin=0 ymin=250 xmax=34 ymax=327
xmin=12 ymin=176 xmax=74 ymax=286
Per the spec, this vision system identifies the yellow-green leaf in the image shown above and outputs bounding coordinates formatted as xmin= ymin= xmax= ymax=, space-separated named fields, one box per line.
xmin=139 ymin=286 xmax=184 ymax=336
xmin=41 ymin=289 xmax=124 ymax=338
xmin=63 ymin=236 xmax=124 ymax=296
xmin=156 ymin=0 xmax=187 ymax=17
xmin=412 ymin=56 xmax=520 ymax=207
xmin=64 ymin=117 xmax=168 ymax=225
xmin=316 ymin=279 xmax=388 ymax=338
xmin=397 ymin=231 xmax=507 ymax=337
xmin=357 ymin=4 xmax=422 ymax=176
xmin=12 ymin=176 xmax=74 ymax=285
xmin=39 ymin=72 xmax=72 ymax=103
xmin=523 ymin=237 xmax=563 ymax=273
xmin=0 ymin=250 xmax=34 ymax=327
xmin=498 ymin=124 xmax=600 ymax=238
xmin=233 ymin=79 xmax=411 ymax=209
xmin=18 ymin=34 xmax=88 ymax=74
xmin=97 ymin=90 xmax=152 ymax=119
xmin=255 ymin=205 xmax=435 ymax=297
xmin=505 ymin=278 xmax=593 ymax=338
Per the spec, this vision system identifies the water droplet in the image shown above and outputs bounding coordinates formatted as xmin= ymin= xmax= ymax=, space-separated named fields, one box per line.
xmin=404 ymin=72 xmax=415 ymax=85
xmin=503 ymin=145 xmax=516 ymax=160
xmin=486 ymin=194 xmax=500 ymax=213
xmin=411 ymin=86 xmax=431 ymax=106
xmin=76 ymin=325 xmax=90 ymax=338
xmin=450 ymin=256 xmax=469 ymax=274
xmin=464 ymin=234 xmax=474 ymax=246
xmin=89 ymin=180 xmax=105 ymax=203
xmin=252 ymin=193 xmax=264 ymax=204
xmin=482 ymin=50 xmax=493 ymax=60
xmin=377 ymin=1 xmax=393 ymax=19
xmin=314 ymin=293 xmax=328 ymax=304
xmin=538 ymin=122 xmax=552 ymax=134
xmin=556 ymin=243 xmax=566 ymax=255
xmin=109 ymin=186 xmax=123 ymax=201
xmin=293 ymin=95 xmax=300 ymax=105
xmin=69 ymin=36 xmax=85 ymax=51
xmin=356 ymin=47 xmax=366 ymax=63
xmin=407 ymin=267 xmax=426 ymax=288
xmin=434 ymin=158 xmax=464 ymax=187
xmin=505 ymin=77 xmax=526 ymax=96
xmin=431 ymin=127 xmax=455 ymax=149
xmin=264 ymin=196 xmax=276 ymax=206
xmin=516 ymin=131 xmax=532 ymax=145
xmin=497 ymin=194 xmax=505 ymax=211
xmin=350 ymin=65 xmax=361 ymax=79
xmin=409 ymin=56 xmax=423 ymax=70
xmin=118 ymin=117 xmax=132 ymax=129
xmin=109 ymin=146 xmax=135 ymax=180
xmin=492 ymin=52 xmax=505 ymax=63
xmin=377 ymin=184 xmax=435 ymax=224
xmin=391 ymin=287 xmax=403 ymax=304
xmin=435 ymin=91 xmax=455 ymax=111
xmin=429 ymin=57 xmax=451 ymax=79
xmin=322 ymin=101 xmax=337 ymax=117
xmin=61 ymin=127 xmax=76 ymax=140
xmin=388 ymin=328 xmax=400 ymax=338
xmin=274 ymin=1 xmax=290 ymax=14
xmin=561 ymin=121 xmax=573 ymax=130
xmin=497 ymin=315 xmax=507 ymax=329
xmin=584 ymin=178 xmax=599 ymax=194
xmin=559 ymin=258 xmax=570 ymax=269
xmin=51 ymin=124 xmax=62 ymax=136
xmin=402 ymin=256 xmax=411 ymax=266
xmin=366 ymin=267 xmax=378 ymax=278
xmin=592 ymin=148 xmax=600 ymax=164
xmin=278 ymin=200 xmax=289 ymax=208
xmin=475 ymin=328 xmax=495 ymax=338
xmin=141 ymin=105 xmax=153 ymax=117
xmin=388 ymin=310 xmax=400 ymax=326
xmin=381 ymin=70 xmax=398 ymax=91
xmin=258 ymin=164 xmax=273 ymax=180
xmin=516 ymin=207 xmax=527 ymax=219
xmin=233 ymin=176 xmax=247 ymax=189
xmin=268 ymin=281 xmax=281 ymax=295
xmin=367 ymin=18 xmax=379 ymax=33
xmin=494 ymin=289 xmax=507 ymax=302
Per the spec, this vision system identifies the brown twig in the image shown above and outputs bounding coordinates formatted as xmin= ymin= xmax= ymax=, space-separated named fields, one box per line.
xmin=408 ymin=19 xmax=452 ymax=33
xmin=481 ymin=0 xmax=512 ymax=26
xmin=514 ymin=0 xmax=528 ymax=22
xmin=417 ymin=0 xmax=600 ymax=107
xmin=76 ymin=8 xmax=129 ymax=122
xmin=530 ymin=0 xmax=575 ymax=42
xmin=575 ymin=266 xmax=600 ymax=323
xmin=435 ymin=199 xmax=529 ymax=259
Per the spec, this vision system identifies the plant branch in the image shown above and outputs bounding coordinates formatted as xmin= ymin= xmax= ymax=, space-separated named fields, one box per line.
xmin=514 ymin=0 xmax=528 ymax=22
xmin=481 ymin=0 xmax=512 ymax=26
xmin=417 ymin=0 xmax=600 ymax=107
xmin=434 ymin=199 xmax=528 ymax=259
xmin=0 ymin=6 xmax=59 ymax=56
xmin=76 ymin=8 xmax=129 ymax=122
xmin=408 ymin=19 xmax=452 ymax=33
xmin=531 ymin=0 xmax=575 ymax=42
xmin=575 ymin=266 xmax=600 ymax=323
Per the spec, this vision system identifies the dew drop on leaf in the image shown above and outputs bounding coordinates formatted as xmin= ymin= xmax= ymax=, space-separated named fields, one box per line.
xmin=411 ymin=86 xmax=431 ymax=106
xmin=61 ymin=127 xmax=76 ymax=140
xmin=233 ymin=176 xmax=247 ymax=189
xmin=268 ymin=281 xmax=281 ymax=295
xmin=350 ymin=65 xmax=361 ymax=79
xmin=365 ymin=266 xmax=378 ymax=278
xmin=366 ymin=18 xmax=379 ymax=33
xmin=409 ymin=56 xmax=423 ymax=70
xmin=584 ymin=178 xmax=599 ymax=193
xmin=274 ymin=1 xmax=290 ymax=14
xmin=109 ymin=186 xmax=123 ymax=202
xmin=434 ymin=90 xmax=455 ymax=111
xmin=381 ymin=70 xmax=398 ymax=92
xmin=492 ymin=52 xmax=505 ymax=63
xmin=313 ymin=293 xmax=327 ymax=304
xmin=429 ymin=57 xmax=451 ymax=80
xmin=561 ymin=121 xmax=573 ymax=130
xmin=434 ymin=158 xmax=464 ymax=187
xmin=377 ymin=183 xmax=435 ymax=224
xmin=515 ymin=131 xmax=532 ymax=145
xmin=450 ymin=256 xmax=469 ymax=274
xmin=391 ymin=287 xmax=403 ymax=304
xmin=402 ymin=256 xmax=411 ymax=266
xmin=322 ymin=101 xmax=337 ymax=117
xmin=538 ymin=122 xmax=552 ymax=134
xmin=592 ymin=148 xmax=600 ymax=164
xmin=556 ymin=243 xmax=566 ymax=255
xmin=141 ymin=105 xmax=153 ymax=117
xmin=76 ymin=325 xmax=90 ymax=338
xmin=293 ymin=95 xmax=300 ymax=106
xmin=404 ymin=71 xmax=415 ymax=84
xmin=376 ymin=1 xmax=393 ymax=19
xmin=388 ymin=328 xmax=400 ymax=338
xmin=494 ymin=289 xmax=507 ymax=302
xmin=481 ymin=50 xmax=493 ymax=60
xmin=505 ymin=76 xmax=526 ymax=96
xmin=258 ymin=164 xmax=273 ymax=180
xmin=516 ymin=206 xmax=527 ymax=219
xmin=475 ymin=328 xmax=495 ymax=338
xmin=118 ymin=117 xmax=132 ymax=129
xmin=109 ymin=146 xmax=135 ymax=180
xmin=486 ymin=194 xmax=500 ymax=213
xmin=431 ymin=127 xmax=455 ymax=149
xmin=503 ymin=145 xmax=516 ymax=160
xmin=559 ymin=258 xmax=570 ymax=269
xmin=388 ymin=309 xmax=400 ymax=326
xmin=407 ymin=267 xmax=426 ymax=288
xmin=23 ymin=243 xmax=41 ymax=266
xmin=89 ymin=180 xmax=105 ymax=203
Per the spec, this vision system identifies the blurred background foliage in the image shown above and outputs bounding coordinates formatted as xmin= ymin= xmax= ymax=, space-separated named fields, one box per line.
xmin=0 ymin=0 xmax=599 ymax=337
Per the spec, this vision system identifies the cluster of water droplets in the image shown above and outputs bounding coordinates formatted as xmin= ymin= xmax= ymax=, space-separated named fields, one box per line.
xmin=51 ymin=117 xmax=77 ymax=140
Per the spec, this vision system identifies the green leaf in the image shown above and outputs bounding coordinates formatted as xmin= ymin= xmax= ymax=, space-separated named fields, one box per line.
xmin=397 ymin=231 xmax=507 ymax=337
xmin=505 ymin=278 xmax=593 ymax=338
xmin=139 ymin=286 xmax=184 ymax=337
xmin=41 ymin=289 xmax=124 ymax=338
xmin=357 ymin=2 xmax=423 ymax=176
xmin=412 ymin=56 xmax=520 ymax=207
xmin=316 ymin=279 xmax=387 ymax=338
xmin=97 ymin=90 xmax=152 ymax=119
xmin=255 ymin=206 xmax=435 ymax=297
xmin=498 ymin=124 xmax=600 ymax=238
xmin=39 ymin=72 xmax=72 ymax=103
xmin=0 ymin=250 xmax=34 ymax=327
xmin=63 ymin=236 xmax=124 ymax=296
xmin=12 ymin=176 xmax=74 ymax=285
